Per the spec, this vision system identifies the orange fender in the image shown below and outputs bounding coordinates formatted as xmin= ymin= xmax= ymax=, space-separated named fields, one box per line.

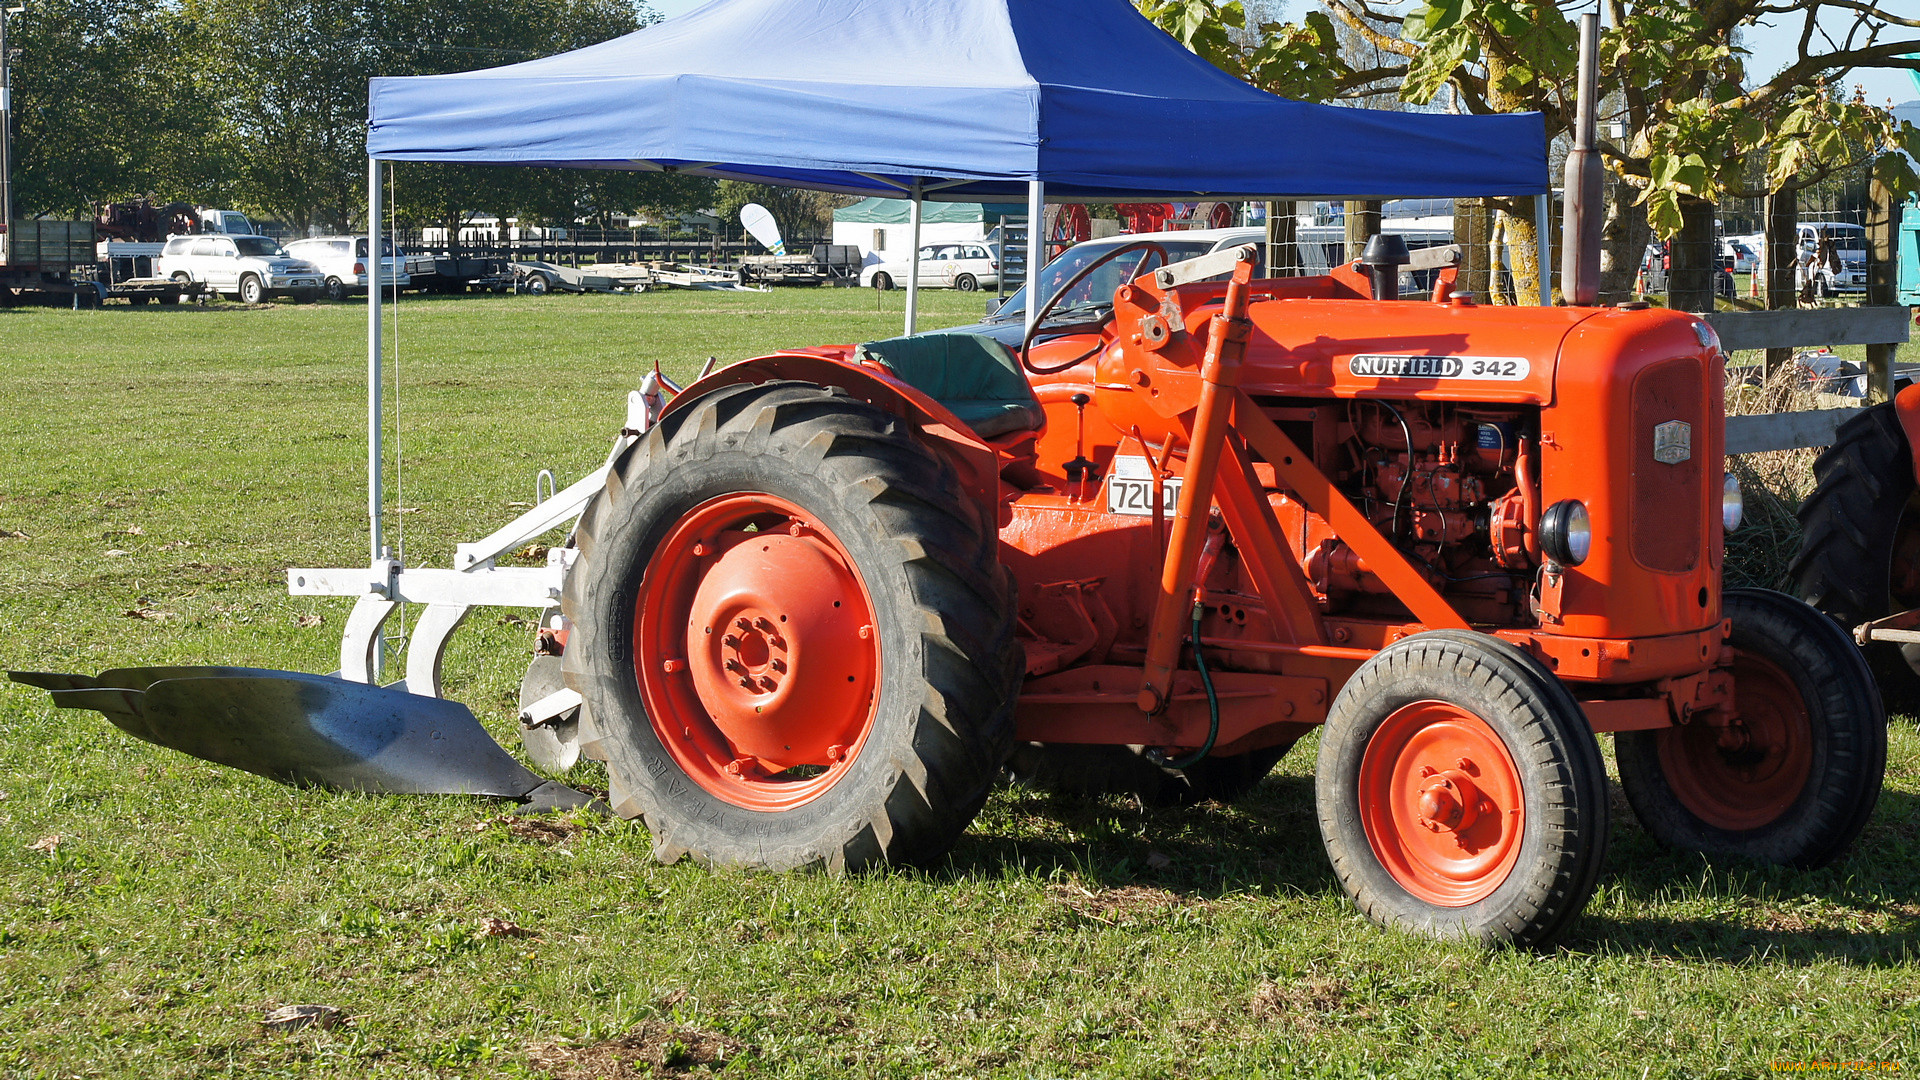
xmin=660 ymin=350 xmax=1004 ymax=516
xmin=1895 ymin=383 xmax=1920 ymax=483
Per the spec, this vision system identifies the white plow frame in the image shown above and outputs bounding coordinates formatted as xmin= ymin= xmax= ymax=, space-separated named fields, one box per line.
xmin=287 ymin=385 xmax=659 ymax=725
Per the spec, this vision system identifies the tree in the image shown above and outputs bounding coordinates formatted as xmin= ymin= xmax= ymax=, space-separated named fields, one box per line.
xmin=8 ymin=0 xmax=221 ymax=216
xmin=187 ymin=0 xmax=658 ymax=233
xmin=1142 ymin=0 xmax=1920 ymax=307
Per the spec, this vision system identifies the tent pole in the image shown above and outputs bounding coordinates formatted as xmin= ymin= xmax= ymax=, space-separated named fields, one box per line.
xmin=1535 ymin=191 xmax=1552 ymax=305
xmin=367 ymin=157 xmax=384 ymax=567
xmin=1025 ymin=179 xmax=1043 ymax=337
xmin=904 ymin=179 xmax=923 ymax=335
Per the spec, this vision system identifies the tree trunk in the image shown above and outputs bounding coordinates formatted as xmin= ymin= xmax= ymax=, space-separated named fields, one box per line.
xmin=1667 ymin=195 xmax=1717 ymax=313
xmin=1599 ymin=183 xmax=1650 ymax=304
xmin=1763 ymin=190 xmax=1797 ymax=375
xmin=1457 ymin=197 xmax=1492 ymax=300
xmin=1493 ymin=198 xmax=1540 ymax=305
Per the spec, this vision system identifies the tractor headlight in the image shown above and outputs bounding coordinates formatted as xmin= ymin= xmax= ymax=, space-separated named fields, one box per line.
xmin=1723 ymin=473 xmax=1744 ymax=531
xmin=1540 ymin=499 xmax=1592 ymax=567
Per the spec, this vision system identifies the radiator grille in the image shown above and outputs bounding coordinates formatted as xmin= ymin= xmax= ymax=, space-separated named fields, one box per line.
xmin=1631 ymin=358 xmax=1703 ymax=572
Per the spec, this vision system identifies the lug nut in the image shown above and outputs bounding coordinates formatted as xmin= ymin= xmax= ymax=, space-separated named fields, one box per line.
xmin=770 ymin=658 xmax=787 ymax=673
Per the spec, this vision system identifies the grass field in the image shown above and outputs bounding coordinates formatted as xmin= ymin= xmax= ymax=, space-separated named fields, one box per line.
xmin=0 ymin=289 xmax=1915 ymax=1079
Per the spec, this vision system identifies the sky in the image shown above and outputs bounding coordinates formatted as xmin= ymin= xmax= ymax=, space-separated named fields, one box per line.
xmin=642 ymin=0 xmax=1917 ymax=106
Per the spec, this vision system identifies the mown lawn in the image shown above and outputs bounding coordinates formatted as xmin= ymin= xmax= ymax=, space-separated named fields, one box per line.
xmin=0 ymin=289 xmax=1915 ymax=1079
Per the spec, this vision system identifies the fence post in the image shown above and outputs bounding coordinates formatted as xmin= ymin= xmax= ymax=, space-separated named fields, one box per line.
xmin=1343 ymin=200 xmax=1381 ymax=264
xmin=1867 ymin=172 xmax=1900 ymax=404
xmin=1265 ymin=201 xmax=1296 ymax=276
xmin=1763 ymin=189 xmax=1798 ymax=377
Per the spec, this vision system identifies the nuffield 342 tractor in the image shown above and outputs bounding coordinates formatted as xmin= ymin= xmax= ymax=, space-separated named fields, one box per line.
xmin=552 ymin=240 xmax=1882 ymax=947
xmin=16 ymin=240 xmax=1887 ymax=950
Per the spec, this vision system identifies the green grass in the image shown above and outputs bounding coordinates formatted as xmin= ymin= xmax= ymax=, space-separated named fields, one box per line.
xmin=1 ymin=290 xmax=1916 ymax=1079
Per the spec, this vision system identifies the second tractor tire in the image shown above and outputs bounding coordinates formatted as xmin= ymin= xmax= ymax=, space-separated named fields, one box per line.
xmin=1790 ymin=400 xmax=1920 ymax=707
xmin=1615 ymin=588 xmax=1884 ymax=869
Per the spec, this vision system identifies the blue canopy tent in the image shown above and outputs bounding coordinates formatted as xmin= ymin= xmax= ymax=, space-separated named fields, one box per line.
xmin=355 ymin=0 xmax=1549 ymax=564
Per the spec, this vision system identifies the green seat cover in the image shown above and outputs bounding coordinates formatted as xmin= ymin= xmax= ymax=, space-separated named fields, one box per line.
xmin=854 ymin=333 xmax=1044 ymax=439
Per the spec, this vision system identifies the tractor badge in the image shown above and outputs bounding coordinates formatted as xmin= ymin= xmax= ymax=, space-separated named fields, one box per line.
xmin=1653 ymin=420 xmax=1692 ymax=464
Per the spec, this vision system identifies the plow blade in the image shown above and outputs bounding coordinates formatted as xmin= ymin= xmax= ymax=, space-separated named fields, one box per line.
xmin=9 ymin=667 xmax=600 ymax=812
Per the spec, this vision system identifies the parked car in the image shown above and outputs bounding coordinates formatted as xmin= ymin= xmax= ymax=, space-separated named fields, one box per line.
xmin=156 ymin=234 xmax=323 ymax=304
xmin=1720 ymin=237 xmax=1758 ymax=274
xmin=283 ymin=236 xmax=414 ymax=301
xmin=862 ymin=242 xmax=999 ymax=292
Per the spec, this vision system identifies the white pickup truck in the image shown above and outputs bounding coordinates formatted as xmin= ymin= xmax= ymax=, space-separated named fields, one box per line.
xmin=156 ymin=233 xmax=323 ymax=304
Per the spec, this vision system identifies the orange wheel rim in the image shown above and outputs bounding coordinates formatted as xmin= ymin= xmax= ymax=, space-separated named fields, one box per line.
xmin=633 ymin=493 xmax=880 ymax=811
xmin=1357 ymin=701 xmax=1527 ymax=906
xmin=1655 ymin=651 xmax=1811 ymax=831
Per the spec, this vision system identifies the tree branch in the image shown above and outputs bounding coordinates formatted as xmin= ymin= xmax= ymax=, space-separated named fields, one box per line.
xmin=1324 ymin=0 xmax=1418 ymax=59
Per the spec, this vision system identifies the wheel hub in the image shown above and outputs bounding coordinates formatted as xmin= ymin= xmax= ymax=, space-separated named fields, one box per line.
xmin=1657 ymin=650 xmax=1811 ymax=831
xmin=635 ymin=492 xmax=882 ymax=811
xmin=1359 ymin=702 xmax=1526 ymax=906
xmin=684 ymin=528 xmax=874 ymax=771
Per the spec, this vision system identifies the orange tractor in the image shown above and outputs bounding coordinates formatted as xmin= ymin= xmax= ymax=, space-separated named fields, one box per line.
xmin=555 ymin=240 xmax=1885 ymax=948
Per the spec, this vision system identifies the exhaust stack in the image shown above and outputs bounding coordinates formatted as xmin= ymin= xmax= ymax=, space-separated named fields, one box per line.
xmin=1560 ymin=11 xmax=1603 ymax=306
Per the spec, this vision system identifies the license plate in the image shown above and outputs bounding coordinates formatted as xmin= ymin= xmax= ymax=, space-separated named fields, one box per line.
xmin=1106 ymin=455 xmax=1181 ymax=517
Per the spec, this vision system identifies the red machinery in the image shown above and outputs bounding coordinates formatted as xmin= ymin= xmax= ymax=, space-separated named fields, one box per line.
xmin=1047 ymin=202 xmax=1238 ymax=259
xmin=555 ymin=242 xmax=1884 ymax=948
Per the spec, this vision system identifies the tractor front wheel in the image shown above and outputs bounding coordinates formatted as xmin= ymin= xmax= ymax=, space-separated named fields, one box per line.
xmin=562 ymin=382 xmax=1022 ymax=871
xmin=1316 ymin=630 xmax=1608 ymax=949
xmin=1615 ymin=589 xmax=1884 ymax=868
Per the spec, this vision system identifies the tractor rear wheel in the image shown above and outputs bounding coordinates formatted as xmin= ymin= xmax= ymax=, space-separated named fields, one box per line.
xmin=1316 ymin=630 xmax=1608 ymax=949
xmin=1615 ymin=588 xmax=1884 ymax=869
xmin=1003 ymin=740 xmax=1295 ymax=807
xmin=562 ymin=381 xmax=1022 ymax=871
xmin=1790 ymin=401 xmax=1920 ymax=707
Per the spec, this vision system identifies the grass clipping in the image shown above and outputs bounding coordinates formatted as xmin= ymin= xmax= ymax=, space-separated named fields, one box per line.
xmin=1724 ymin=363 xmax=1828 ymax=591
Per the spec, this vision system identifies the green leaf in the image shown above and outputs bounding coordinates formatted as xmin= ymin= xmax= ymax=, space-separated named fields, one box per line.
xmin=1401 ymin=26 xmax=1474 ymax=105
xmin=1645 ymin=189 xmax=1685 ymax=240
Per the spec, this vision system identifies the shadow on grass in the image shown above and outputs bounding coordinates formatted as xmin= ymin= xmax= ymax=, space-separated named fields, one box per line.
xmin=943 ymin=770 xmax=1920 ymax=965
xmin=949 ymin=774 xmax=1336 ymax=899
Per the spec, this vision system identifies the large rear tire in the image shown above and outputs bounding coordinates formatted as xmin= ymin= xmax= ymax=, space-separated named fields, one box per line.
xmin=562 ymin=382 xmax=1022 ymax=871
xmin=1790 ymin=401 xmax=1920 ymax=707
xmin=1615 ymin=589 xmax=1884 ymax=869
xmin=1316 ymin=630 xmax=1608 ymax=949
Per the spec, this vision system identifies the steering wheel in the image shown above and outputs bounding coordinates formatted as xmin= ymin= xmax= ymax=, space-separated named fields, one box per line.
xmin=1019 ymin=240 xmax=1171 ymax=376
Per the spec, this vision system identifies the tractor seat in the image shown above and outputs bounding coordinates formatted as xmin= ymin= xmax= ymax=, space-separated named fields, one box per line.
xmin=854 ymin=333 xmax=1045 ymax=439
